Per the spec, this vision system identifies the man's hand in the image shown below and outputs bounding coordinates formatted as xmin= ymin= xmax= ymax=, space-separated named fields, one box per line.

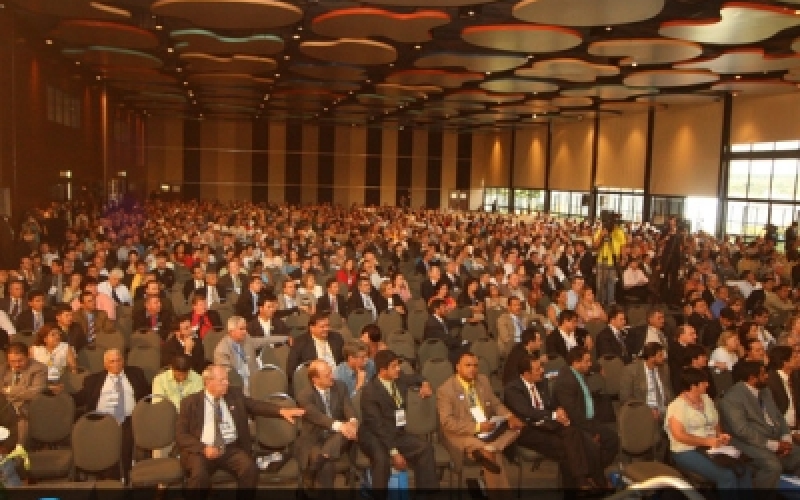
xmin=355 ymin=369 xmax=367 ymax=388
xmin=391 ymin=453 xmax=408 ymax=470
xmin=555 ymin=408 xmax=570 ymax=426
xmin=419 ymin=382 xmax=433 ymax=398
xmin=184 ymin=336 xmax=195 ymax=353
xmin=583 ymin=336 xmax=594 ymax=351
xmin=204 ymin=445 xmax=221 ymax=460
xmin=467 ymin=317 xmax=481 ymax=324
xmin=778 ymin=441 xmax=793 ymax=456
xmin=341 ymin=421 xmax=358 ymax=440
xmin=507 ymin=415 xmax=525 ymax=430
xmin=279 ymin=407 xmax=305 ymax=424
xmin=479 ymin=421 xmax=496 ymax=433
xmin=287 ymin=337 xmax=294 ymax=347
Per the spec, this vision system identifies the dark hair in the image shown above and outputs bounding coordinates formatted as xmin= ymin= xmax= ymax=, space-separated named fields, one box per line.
xmin=53 ymin=303 xmax=72 ymax=316
xmin=27 ymin=289 xmax=44 ymax=301
xmin=517 ymin=354 xmax=537 ymax=376
xmin=641 ymin=342 xmax=665 ymax=360
xmin=325 ymin=277 xmax=337 ymax=289
xmin=374 ymin=349 xmax=399 ymax=372
xmin=33 ymin=323 xmax=59 ymax=347
xmin=171 ymin=353 xmax=192 ymax=372
xmin=557 ymin=309 xmax=578 ymax=326
xmin=308 ymin=311 xmax=328 ymax=328
xmin=769 ymin=345 xmax=793 ymax=371
xmin=520 ymin=328 xmax=541 ymax=346
xmin=752 ymin=306 xmax=769 ymax=318
xmin=680 ymin=367 xmax=709 ymax=392
xmin=719 ymin=307 xmax=735 ymax=321
xmin=608 ymin=305 xmax=625 ymax=321
xmin=684 ymin=344 xmax=708 ymax=365
xmin=7 ymin=342 xmax=29 ymax=357
xmin=256 ymin=292 xmax=278 ymax=308
xmin=733 ymin=360 xmax=765 ymax=384
xmin=566 ymin=345 xmax=590 ymax=365
xmin=190 ymin=293 xmax=206 ymax=306
xmin=428 ymin=298 xmax=446 ymax=315
xmin=361 ymin=324 xmax=382 ymax=343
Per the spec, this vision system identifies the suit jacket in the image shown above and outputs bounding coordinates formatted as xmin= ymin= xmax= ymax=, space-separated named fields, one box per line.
xmin=132 ymin=309 xmax=174 ymax=340
xmin=0 ymin=360 xmax=47 ymax=416
xmin=359 ymin=373 xmax=424 ymax=453
xmin=286 ymin=332 xmax=346 ymax=378
xmin=420 ymin=280 xmax=439 ymax=303
xmin=374 ymin=294 xmax=406 ymax=316
xmin=504 ymin=376 xmax=559 ymax=428
xmin=75 ymin=366 xmax=150 ymax=414
xmin=595 ymin=326 xmax=632 ymax=364
xmin=153 ymin=268 xmax=175 ymax=291
xmin=436 ymin=374 xmax=512 ymax=449
xmin=316 ymin=293 xmax=348 ymax=318
xmin=163 ymin=334 xmax=207 ymax=373
xmin=246 ymin=316 xmax=290 ymax=343
xmin=502 ymin=344 xmax=540 ymax=387
xmin=176 ymin=386 xmax=282 ymax=457
xmin=618 ymin=359 xmax=673 ymax=407
xmin=295 ymin=380 xmax=357 ymax=467
xmin=219 ymin=273 xmax=248 ymax=295
xmin=497 ymin=312 xmax=534 ymax=358
xmin=766 ymin=369 xmax=800 ymax=428
xmin=235 ymin=289 xmax=262 ymax=322
xmin=423 ymin=315 xmax=465 ymax=352
xmin=545 ymin=329 xmax=589 ymax=360
xmin=213 ymin=334 xmax=272 ymax=382
xmin=196 ymin=284 xmax=227 ymax=306
xmin=14 ymin=308 xmax=55 ymax=332
xmin=41 ymin=272 xmax=67 ymax=305
xmin=183 ymin=279 xmax=206 ymax=301
xmin=720 ymin=381 xmax=790 ymax=452
xmin=345 ymin=291 xmax=380 ymax=319
xmin=73 ymin=308 xmax=116 ymax=337
xmin=552 ymin=366 xmax=604 ymax=435
xmin=0 ymin=297 xmax=28 ymax=322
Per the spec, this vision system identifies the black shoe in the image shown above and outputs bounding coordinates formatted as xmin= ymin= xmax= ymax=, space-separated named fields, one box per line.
xmin=471 ymin=450 xmax=501 ymax=474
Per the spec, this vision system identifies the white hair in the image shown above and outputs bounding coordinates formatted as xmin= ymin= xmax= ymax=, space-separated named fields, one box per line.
xmin=226 ymin=315 xmax=245 ymax=333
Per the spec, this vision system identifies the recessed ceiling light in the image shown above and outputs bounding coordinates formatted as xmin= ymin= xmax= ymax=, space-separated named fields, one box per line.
xmin=264 ymin=94 xmax=269 ymax=100
xmin=732 ymin=91 xmax=739 ymax=97
xmin=155 ymin=25 xmax=163 ymax=30
xmin=734 ymin=75 xmax=741 ymax=79
xmin=605 ymin=26 xmax=612 ymax=31
xmin=167 ymin=47 xmax=174 ymax=53
xmin=468 ymin=10 xmax=475 ymax=16
xmin=45 ymin=39 xmax=53 ymax=45
xmin=95 ymin=75 xmax=101 ymax=80
xmin=389 ymin=63 xmax=394 ymax=67
xmin=275 ymin=73 xmax=280 ymax=78
xmin=183 ymin=81 xmax=188 ymax=86
xmin=75 ymin=61 xmax=80 ymax=66
xmin=533 ymin=114 xmax=537 ymax=118
xmin=366 ymin=79 xmax=371 ymax=84
xmin=631 ymin=61 xmax=638 ymax=67
xmin=485 ymin=71 xmax=491 ymax=75
xmin=292 ymin=34 xmax=301 ymax=40
xmin=284 ymin=55 xmax=290 ymax=60
xmin=414 ymin=45 xmax=422 ymax=50
xmin=324 ymin=107 xmax=328 ymax=111
xmin=297 ymin=26 xmax=303 ymax=31
xmin=176 ymin=67 xmax=182 ymax=72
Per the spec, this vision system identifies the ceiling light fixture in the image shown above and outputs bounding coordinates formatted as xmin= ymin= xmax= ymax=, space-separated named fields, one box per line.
xmin=468 ymin=10 xmax=475 ymax=16
xmin=605 ymin=26 xmax=612 ymax=31
xmin=485 ymin=71 xmax=491 ymax=75
xmin=734 ymin=75 xmax=741 ymax=79
xmin=284 ymin=55 xmax=290 ymax=60
xmin=75 ymin=61 xmax=80 ymax=66
xmin=292 ymin=34 xmax=301 ymax=40
xmin=155 ymin=24 xmax=163 ymax=30
xmin=631 ymin=61 xmax=638 ymax=67
xmin=275 ymin=73 xmax=280 ymax=78
xmin=414 ymin=45 xmax=422 ymax=50
xmin=176 ymin=67 xmax=182 ymax=72
xmin=45 ymin=39 xmax=53 ymax=45
xmin=167 ymin=47 xmax=174 ymax=53
xmin=183 ymin=81 xmax=188 ymax=86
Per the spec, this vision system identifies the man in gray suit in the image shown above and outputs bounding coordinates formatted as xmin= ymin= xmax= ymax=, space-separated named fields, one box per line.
xmin=0 ymin=342 xmax=47 ymax=447
xmin=720 ymin=360 xmax=800 ymax=488
xmin=213 ymin=315 xmax=271 ymax=396
xmin=295 ymin=359 xmax=358 ymax=489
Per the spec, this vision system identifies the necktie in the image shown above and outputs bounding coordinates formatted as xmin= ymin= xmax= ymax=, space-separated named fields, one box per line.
xmin=87 ymin=314 xmax=96 ymax=343
xmin=11 ymin=372 xmax=20 ymax=386
xmin=9 ymin=300 xmax=18 ymax=319
xmin=616 ymin=331 xmax=629 ymax=358
xmin=211 ymin=287 xmax=218 ymax=306
xmin=322 ymin=390 xmax=332 ymax=417
xmin=114 ymin=375 xmax=126 ymax=423
xmin=365 ymin=295 xmax=376 ymax=320
xmin=391 ymin=382 xmax=402 ymax=407
xmin=150 ymin=315 xmax=157 ymax=329
xmin=530 ymin=385 xmax=543 ymax=410
xmin=34 ymin=312 xmax=41 ymax=331
xmin=467 ymin=383 xmax=479 ymax=408
xmin=56 ymin=275 xmax=62 ymax=301
xmin=440 ymin=316 xmax=449 ymax=335
xmin=650 ymin=368 xmax=664 ymax=411
xmin=331 ymin=296 xmax=337 ymax=313
xmin=111 ymin=287 xmax=121 ymax=304
xmin=759 ymin=396 xmax=776 ymax=427
xmin=213 ymin=398 xmax=225 ymax=449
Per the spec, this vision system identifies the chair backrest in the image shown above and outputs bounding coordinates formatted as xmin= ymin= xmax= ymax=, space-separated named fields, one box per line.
xmin=29 ymin=392 xmax=75 ymax=444
xmin=598 ymin=355 xmax=625 ymax=397
xmin=377 ymin=311 xmax=404 ymax=337
xmin=543 ymin=355 xmax=566 ymax=376
xmin=618 ymin=400 xmax=658 ymax=456
xmin=712 ymin=369 xmax=734 ymax=397
xmin=398 ymin=358 xmax=414 ymax=375
xmin=255 ymin=394 xmax=298 ymax=449
xmin=470 ymin=338 xmax=499 ymax=373
xmin=477 ymin=356 xmax=491 ymax=376
xmin=285 ymin=311 xmax=311 ymax=330
xmin=328 ymin=311 xmax=345 ymax=329
xmin=387 ymin=338 xmax=416 ymax=364
xmin=63 ymin=366 xmax=89 ymax=394
xmin=15 ymin=331 xmax=34 ymax=347
xmin=203 ymin=329 xmax=226 ymax=363
xmin=290 ymin=326 xmax=309 ymax=339
xmin=460 ymin=322 xmax=488 ymax=342
xmin=486 ymin=307 xmax=506 ymax=339
xmin=585 ymin=320 xmax=606 ymax=339
xmin=94 ymin=332 xmax=126 ymax=352
xmin=127 ymin=346 xmax=161 ymax=383
xmin=418 ymin=338 xmax=448 ymax=367
xmin=131 ymin=395 xmax=177 ymax=450
xmin=407 ymin=309 xmax=429 ymax=343
xmin=292 ymin=362 xmax=311 ymax=398
xmin=421 ymin=358 xmax=454 ymax=390
xmin=250 ymin=366 xmax=289 ymax=400
xmin=404 ymin=389 xmax=438 ymax=436
xmin=347 ymin=308 xmax=374 ymax=337
xmin=129 ymin=330 xmax=162 ymax=350
xmin=272 ymin=343 xmax=290 ymax=373
xmin=78 ymin=347 xmax=106 ymax=374
xmin=72 ymin=413 xmax=122 ymax=473
xmin=626 ymin=304 xmax=649 ymax=328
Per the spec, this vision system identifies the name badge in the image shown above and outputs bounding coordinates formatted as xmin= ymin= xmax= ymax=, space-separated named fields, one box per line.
xmin=47 ymin=366 xmax=61 ymax=382
xmin=394 ymin=409 xmax=407 ymax=427
xmin=107 ymin=393 xmax=119 ymax=406
xmin=220 ymin=420 xmax=236 ymax=441
xmin=470 ymin=406 xmax=487 ymax=423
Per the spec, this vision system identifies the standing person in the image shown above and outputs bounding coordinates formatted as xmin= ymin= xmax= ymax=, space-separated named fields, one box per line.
xmin=593 ymin=214 xmax=625 ymax=307
xmin=660 ymin=216 xmax=684 ymax=306
xmin=175 ymin=365 xmax=304 ymax=494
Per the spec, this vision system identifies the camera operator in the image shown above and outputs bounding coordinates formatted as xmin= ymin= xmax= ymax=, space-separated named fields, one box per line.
xmin=592 ymin=212 xmax=626 ymax=307
xmin=659 ymin=216 xmax=686 ymax=306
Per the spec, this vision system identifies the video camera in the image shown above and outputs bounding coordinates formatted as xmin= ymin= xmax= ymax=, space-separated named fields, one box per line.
xmin=599 ymin=210 xmax=619 ymax=232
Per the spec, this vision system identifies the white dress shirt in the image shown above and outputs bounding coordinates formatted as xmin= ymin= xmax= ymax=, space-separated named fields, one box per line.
xmin=201 ymin=390 xmax=236 ymax=446
xmin=314 ymin=336 xmax=336 ymax=369
xmin=97 ymin=372 xmax=135 ymax=421
xmin=778 ymin=370 xmax=796 ymax=428
xmin=0 ymin=311 xmax=16 ymax=336
xmin=559 ymin=329 xmax=578 ymax=351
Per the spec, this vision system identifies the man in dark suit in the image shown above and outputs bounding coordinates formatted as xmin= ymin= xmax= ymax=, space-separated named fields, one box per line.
xmin=502 ymin=328 xmax=543 ymax=387
xmin=504 ymin=354 xmax=606 ymax=489
xmin=74 ymin=348 xmax=150 ymax=483
xmin=52 ymin=303 xmax=86 ymax=352
xmin=246 ymin=293 xmax=290 ymax=344
xmin=295 ymin=360 xmax=358 ymax=489
xmin=0 ymin=280 xmax=28 ymax=324
xmin=767 ymin=345 xmax=800 ymax=430
xmin=176 ymin=364 xmax=305 ymax=492
xmin=316 ymin=278 xmax=347 ymax=318
xmin=545 ymin=310 xmax=591 ymax=360
xmin=183 ymin=265 xmax=206 ymax=302
xmin=703 ymin=307 xmax=736 ymax=351
xmin=595 ymin=305 xmax=632 ymax=364
xmin=218 ymin=260 xmax=247 ymax=296
xmin=287 ymin=312 xmax=345 ymax=377
xmin=667 ymin=324 xmax=698 ymax=394
xmin=197 ymin=269 xmax=227 ymax=309
xmin=571 ymin=241 xmax=596 ymax=288
xmin=0 ymin=342 xmax=47 ymax=448
xmin=346 ymin=277 xmax=380 ymax=323
xmin=163 ymin=315 xmax=207 ymax=374
xmin=374 ymin=280 xmax=406 ymax=317
xmin=132 ymin=295 xmax=174 ymax=340
xmin=419 ymin=265 xmax=441 ymax=304
xmin=14 ymin=289 xmax=54 ymax=332
xmin=423 ymin=298 xmax=469 ymax=366
xmin=552 ymin=346 xmax=619 ymax=469
xmin=359 ymin=349 xmax=438 ymax=494
xmin=234 ymin=275 xmax=264 ymax=322
xmin=153 ymin=252 xmax=175 ymax=291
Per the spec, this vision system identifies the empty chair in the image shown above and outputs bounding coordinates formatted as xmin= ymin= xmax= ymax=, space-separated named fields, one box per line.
xmin=543 ymin=355 xmax=566 ymax=377
xmin=202 ymin=329 xmax=226 ymax=363
xmin=27 ymin=392 xmax=75 ymax=481
xmin=127 ymin=346 xmax=161 ymax=384
xmin=211 ymin=303 xmax=234 ymax=328
xmin=77 ymin=347 xmax=106 ymax=374
xmin=470 ymin=338 xmax=499 ymax=374
xmin=94 ymin=331 xmax=126 ymax=352
xmin=129 ymin=395 xmax=183 ymax=487
xmin=407 ymin=309 xmax=429 ymax=343
xmin=386 ymin=330 xmax=416 ymax=363
xmin=598 ymin=355 xmax=625 ymax=398
xmin=254 ymin=393 xmax=302 ymax=486
xmin=486 ymin=307 xmax=506 ymax=339
xmin=347 ymin=308 xmax=374 ymax=338
xmin=617 ymin=400 xmax=684 ymax=483
xmin=285 ymin=310 xmax=311 ymax=331
xmin=711 ymin=369 xmax=734 ymax=397
xmin=292 ymin=362 xmax=312 ymax=399
xmin=585 ymin=319 xmax=607 ymax=340
xmin=421 ymin=358 xmax=454 ymax=391
xmin=377 ymin=311 xmax=404 ymax=338
xmin=72 ymin=412 xmax=122 ymax=483
xmin=129 ymin=330 xmax=161 ymax=350
xmin=62 ymin=366 xmax=89 ymax=396
xmin=250 ymin=365 xmax=289 ymax=400
xmin=418 ymin=338 xmax=448 ymax=368
xmin=460 ymin=322 xmax=488 ymax=342
xmin=404 ymin=390 xmax=453 ymax=487
xmin=328 ymin=311 xmax=345 ymax=330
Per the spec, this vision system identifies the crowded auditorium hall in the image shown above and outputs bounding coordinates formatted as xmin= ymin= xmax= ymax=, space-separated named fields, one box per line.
xmin=6 ymin=0 xmax=800 ymax=497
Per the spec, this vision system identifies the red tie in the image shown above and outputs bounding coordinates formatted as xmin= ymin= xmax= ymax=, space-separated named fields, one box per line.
xmin=331 ymin=296 xmax=337 ymax=313
xmin=531 ymin=386 xmax=543 ymax=410
xmin=150 ymin=315 xmax=157 ymax=328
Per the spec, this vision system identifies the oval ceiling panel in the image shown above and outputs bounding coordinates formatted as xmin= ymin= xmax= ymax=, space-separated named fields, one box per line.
xmin=480 ymin=78 xmax=559 ymax=93
xmin=386 ymin=69 xmax=484 ymax=88
xmin=561 ymin=85 xmax=657 ymax=99
xmin=675 ymin=48 xmax=800 ymax=74
xmin=353 ymin=0 xmax=498 ymax=6
xmin=312 ymin=8 xmax=450 ymax=43
xmin=12 ymin=0 xmax=130 ymax=19
xmin=587 ymin=38 xmax=703 ymax=65
xmin=512 ymin=0 xmax=664 ymax=27
xmin=712 ymin=79 xmax=798 ymax=94
xmin=415 ymin=53 xmax=527 ymax=72
xmin=63 ymin=46 xmax=162 ymax=69
xmin=290 ymin=64 xmax=367 ymax=82
xmin=171 ymin=30 xmax=284 ymax=55
xmin=299 ymin=39 xmax=397 ymax=66
xmin=189 ymin=73 xmax=273 ymax=86
xmin=151 ymin=0 xmax=303 ymax=30
xmin=50 ymin=20 xmax=158 ymax=49
xmin=462 ymin=25 xmax=582 ymax=53
xmin=623 ymin=69 xmax=719 ymax=88
xmin=635 ymin=94 xmax=720 ymax=104
xmin=181 ymin=53 xmax=277 ymax=73
xmin=444 ymin=90 xmax=526 ymax=103
xmin=515 ymin=58 xmax=618 ymax=82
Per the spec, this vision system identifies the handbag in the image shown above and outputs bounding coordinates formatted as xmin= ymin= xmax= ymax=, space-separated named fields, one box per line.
xmin=698 ymin=446 xmax=751 ymax=477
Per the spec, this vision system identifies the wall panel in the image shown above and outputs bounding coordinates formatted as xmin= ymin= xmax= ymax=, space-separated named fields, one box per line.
xmin=301 ymin=123 xmax=318 ymax=204
xmin=380 ymin=126 xmax=398 ymax=206
xmin=549 ymin=120 xmax=593 ymax=191
xmin=441 ymin=130 xmax=457 ymax=209
xmin=410 ymin=129 xmax=428 ymax=208
xmin=268 ymin=121 xmax=285 ymax=203
xmin=731 ymin=93 xmax=800 ymax=144
xmin=596 ymin=112 xmax=647 ymax=189
xmin=513 ymin=126 xmax=547 ymax=188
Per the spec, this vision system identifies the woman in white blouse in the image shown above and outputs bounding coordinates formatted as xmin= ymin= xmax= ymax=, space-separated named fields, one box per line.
xmin=709 ymin=330 xmax=740 ymax=372
xmin=665 ymin=367 xmax=752 ymax=497
xmin=29 ymin=324 xmax=77 ymax=383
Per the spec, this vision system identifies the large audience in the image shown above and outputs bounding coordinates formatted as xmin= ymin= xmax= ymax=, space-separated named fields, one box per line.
xmin=0 ymin=198 xmax=798 ymax=495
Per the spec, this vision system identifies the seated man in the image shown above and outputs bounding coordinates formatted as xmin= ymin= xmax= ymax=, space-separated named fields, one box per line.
xmin=437 ymin=352 xmax=524 ymax=495
xmin=73 ymin=291 xmax=116 ymax=348
xmin=720 ymin=360 xmax=800 ymax=488
xmin=502 ymin=328 xmax=544 ymax=387
xmin=504 ymin=354 xmax=606 ymax=489
xmin=545 ymin=310 xmax=592 ymax=360
xmin=766 ymin=345 xmax=800 ymax=431
xmin=595 ymin=306 xmax=632 ymax=364
xmin=133 ymin=295 xmax=174 ymax=340
xmin=13 ymin=289 xmax=53 ymax=333
xmin=496 ymin=296 xmax=536 ymax=358
xmin=423 ymin=298 xmax=470 ymax=366
xmin=152 ymin=354 xmax=203 ymax=458
xmin=295 ymin=359 xmax=358 ymax=489
xmin=333 ymin=340 xmax=375 ymax=397
xmin=552 ymin=346 xmax=620 ymax=470
xmin=287 ymin=313 xmax=345 ymax=377
xmin=0 ymin=342 xmax=46 ymax=448
xmin=163 ymin=316 xmax=207 ymax=374
xmin=358 ymin=349 xmax=438 ymax=494
xmin=246 ymin=293 xmax=290 ymax=344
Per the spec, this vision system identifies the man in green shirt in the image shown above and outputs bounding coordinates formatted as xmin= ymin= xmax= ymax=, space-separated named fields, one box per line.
xmin=152 ymin=354 xmax=203 ymax=457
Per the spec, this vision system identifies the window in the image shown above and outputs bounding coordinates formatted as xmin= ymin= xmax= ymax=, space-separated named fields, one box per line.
xmin=513 ymin=189 xmax=545 ymax=214
xmin=46 ymin=85 xmax=81 ymax=129
xmin=596 ymin=187 xmax=644 ymax=222
xmin=483 ymin=187 xmax=509 ymax=213
xmin=550 ymin=191 xmax=588 ymax=218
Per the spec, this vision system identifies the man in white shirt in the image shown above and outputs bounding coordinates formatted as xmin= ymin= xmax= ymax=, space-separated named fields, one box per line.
xmin=622 ymin=259 xmax=650 ymax=303
xmin=97 ymin=269 xmax=132 ymax=306
xmin=643 ymin=309 xmax=668 ymax=355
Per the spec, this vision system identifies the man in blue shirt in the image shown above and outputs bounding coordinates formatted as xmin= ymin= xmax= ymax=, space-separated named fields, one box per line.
xmin=333 ymin=341 xmax=375 ymax=397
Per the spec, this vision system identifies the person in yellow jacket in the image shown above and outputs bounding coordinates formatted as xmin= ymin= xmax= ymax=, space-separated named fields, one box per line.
xmin=593 ymin=216 xmax=626 ymax=307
